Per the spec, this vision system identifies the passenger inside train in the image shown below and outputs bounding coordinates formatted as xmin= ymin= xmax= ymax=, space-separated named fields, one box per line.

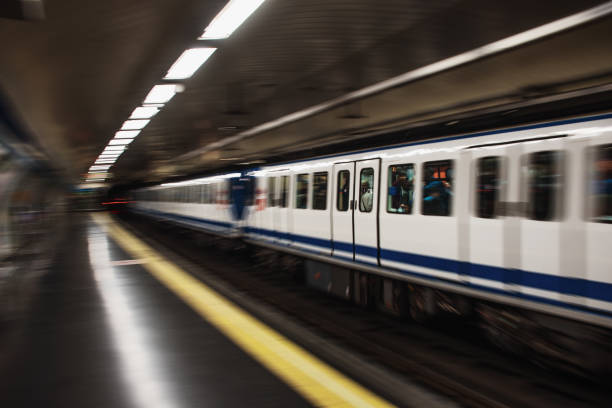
xmin=388 ymin=164 xmax=415 ymax=214
xmin=422 ymin=161 xmax=453 ymax=216
xmin=359 ymin=168 xmax=374 ymax=212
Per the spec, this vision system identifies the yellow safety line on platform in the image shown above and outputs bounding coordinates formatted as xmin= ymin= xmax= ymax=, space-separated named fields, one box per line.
xmin=92 ymin=213 xmax=396 ymax=408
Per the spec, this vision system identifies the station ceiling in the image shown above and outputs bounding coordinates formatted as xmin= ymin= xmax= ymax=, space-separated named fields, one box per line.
xmin=0 ymin=0 xmax=611 ymax=185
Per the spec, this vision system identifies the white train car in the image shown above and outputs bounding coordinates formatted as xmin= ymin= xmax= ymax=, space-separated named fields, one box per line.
xmin=242 ymin=113 xmax=612 ymax=330
xmin=132 ymin=172 xmax=244 ymax=237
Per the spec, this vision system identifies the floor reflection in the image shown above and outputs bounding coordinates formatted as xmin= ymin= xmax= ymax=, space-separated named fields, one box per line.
xmin=88 ymin=226 xmax=178 ymax=408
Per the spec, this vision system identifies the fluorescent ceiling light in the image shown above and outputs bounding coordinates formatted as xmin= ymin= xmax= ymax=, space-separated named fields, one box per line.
xmin=104 ymin=146 xmax=126 ymax=151
xmin=144 ymin=84 xmax=180 ymax=104
xmin=99 ymin=152 xmax=122 ymax=157
xmin=95 ymin=160 xmax=116 ymax=164
xmin=108 ymin=138 xmax=134 ymax=146
xmin=164 ymin=48 xmax=217 ymax=80
xmin=90 ymin=165 xmax=111 ymax=171
xmin=115 ymin=130 xmax=140 ymax=138
xmin=199 ymin=0 xmax=266 ymax=39
xmin=130 ymin=106 xmax=160 ymax=119
xmin=121 ymin=119 xmax=149 ymax=130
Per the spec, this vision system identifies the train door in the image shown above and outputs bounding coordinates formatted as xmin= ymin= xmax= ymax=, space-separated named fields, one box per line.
xmin=276 ymin=172 xmax=292 ymax=245
xmin=466 ymin=145 xmax=510 ymax=288
xmin=585 ymin=133 xmax=612 ymax=311
xmin=268 ymin=176 xmax=278 ymax=235
xmin=331 ymin=162 xmax=354 ymax=260
xmin=518 ymin=137 xmax=566 ymax=298
xmin=354 ymin=159 xmax=381 ymax=265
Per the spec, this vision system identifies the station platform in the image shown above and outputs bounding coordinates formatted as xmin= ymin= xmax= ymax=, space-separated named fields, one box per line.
xmin=0 ymin=213 xmax=395 ymax=408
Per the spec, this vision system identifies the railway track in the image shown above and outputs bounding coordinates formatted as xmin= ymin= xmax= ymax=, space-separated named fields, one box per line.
xmin=119 ymin=212 xmax=610 ymax=407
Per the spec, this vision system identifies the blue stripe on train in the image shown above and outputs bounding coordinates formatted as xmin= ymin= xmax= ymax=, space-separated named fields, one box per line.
xmin=245 ymin=226 xmax=612 ymax=304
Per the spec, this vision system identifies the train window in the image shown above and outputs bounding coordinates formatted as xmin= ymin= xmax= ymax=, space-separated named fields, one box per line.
xmin=337 ymin=170 xmax=350 ymax=211
xmin=268 ymin=177 xmax=276 ymax=207
xmin=244 ymin=177 xmax=255 ymax=206
xmin=387 ymin=164 xmax=414 ymax=214
xmin=590 ymin=144 xmax=611 ymax=223
xmin=279 ymin=176 xmax=289 ymax=208
xmin=476 ymin=157 xmax=502 ymax=218
xmin=359 ymin=168 xmax=374 ymax=212
xmin=422 ymin=160 xmax=453 ymax=216
xmin=295 ymin=174 xmax=309 ymax=209
xmin=312 ymin=172 xmax=328 ymax=210
xmin=526 ymin=151 xmax=563 ymax=221
xmin=206 ymin=184 xmax=213 ymax=204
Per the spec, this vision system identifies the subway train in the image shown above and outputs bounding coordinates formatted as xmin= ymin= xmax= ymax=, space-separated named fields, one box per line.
xmin=131 ymin=112 xmax=612 ymax=374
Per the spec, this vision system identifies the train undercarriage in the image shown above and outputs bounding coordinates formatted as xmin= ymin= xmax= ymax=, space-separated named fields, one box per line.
xmin=247 ymin=244 xmax=612 ymax=378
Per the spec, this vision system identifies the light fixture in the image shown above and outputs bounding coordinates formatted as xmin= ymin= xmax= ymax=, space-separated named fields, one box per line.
xmin=103 ymin=148 xmax=125 ymax=154
xmin=121 ymin=119 xmax=149 ymax=130
xmin=130 ymin=106 xmax=160 ymax=119
xmin=199 ymin=0 xmax=266 ymax=40
xmin=114 ymin=130 xmax=140 ymax=139
xmin=90 ymin=165 xmax=111 ymax=171
xmin=144 ymin=84 xmax=181 ymax=104
xmin=95 ymin=160 xmax=116 ymax=164
xmin=164 ymin=48 xmax=217 ymax=80
xmin=99 ymin=153 xmax=122 ymax=158
xmin=108 ymin=138 xmax=134 ymax=146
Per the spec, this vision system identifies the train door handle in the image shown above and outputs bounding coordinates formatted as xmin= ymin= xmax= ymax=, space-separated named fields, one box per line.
xmin=350 ymin=200 xmax=355 ymax=210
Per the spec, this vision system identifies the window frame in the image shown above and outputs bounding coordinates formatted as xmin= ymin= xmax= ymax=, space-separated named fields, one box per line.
xmin=387 ymin=163 xmax=415 ymax=215
xmin=279 ymin=175 xmax=289 ymax=208
xmin=421 ymin=160 xmax=454 ymax=216
xmin=295 ymin=173 xmax=309 ymax=209
xmin=336 ymin=170 xmax=350 ymax=212
xmin=358 ymin=167 xmax=375 ymax=213
xmin=268 ymin=177 xmax=277 ymax=207
xmin=312 ymin=171 xmax=328 ymax=210
xmin=524 ymin=150 xmax=564 ymax=222
xmin=587 ymin=143 xmax=612 ymax=223
xmin=474 ymin=156 xmax=505 ymax=219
